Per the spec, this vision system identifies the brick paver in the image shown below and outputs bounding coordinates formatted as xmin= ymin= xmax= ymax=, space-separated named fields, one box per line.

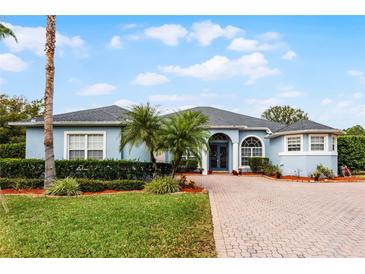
xmin=190 ymin=175 xmax=365 ymax=258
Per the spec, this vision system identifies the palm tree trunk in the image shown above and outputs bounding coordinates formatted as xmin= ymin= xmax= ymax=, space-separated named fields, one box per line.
xmin=44 ymin=15 xmax=57 ymax=189
xmin=150 ymin=150 xmax=158 ymax=178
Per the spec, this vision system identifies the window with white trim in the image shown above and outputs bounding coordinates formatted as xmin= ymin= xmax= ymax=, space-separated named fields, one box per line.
xmin=67 ymin=133 xmax=104 ymax=160
xmin=310 ymin=135 xmax=325 ymax=151
xmin=332 ymin=136 xmax=337 ymax=151
xmin=241 ymin=137 xmax=263 ymax=166
xmin=287 ymin=136 xmax=301 ymax=151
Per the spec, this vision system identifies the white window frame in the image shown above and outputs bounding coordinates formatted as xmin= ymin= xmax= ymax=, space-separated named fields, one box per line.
xmin=309 ymin=134 xmax=328 ymax=152
xmin=284 ymin=134 xmax=303 ymax=153
xmin=63 ymin=131 xmax=107 ymax=160
xmin=239 ymin=135 xmax=265 ymax=168
xmin=332 ymin=135 xmax=337 ymax=152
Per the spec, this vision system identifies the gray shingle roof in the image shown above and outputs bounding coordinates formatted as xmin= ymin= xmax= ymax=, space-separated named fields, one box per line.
xmin=274 ymin=119 xmax=336 ymax=133
xmin=168 ymin=106 xmax=286 ymax=131
xmin=34 ymin=105 xmax=129 ymax=122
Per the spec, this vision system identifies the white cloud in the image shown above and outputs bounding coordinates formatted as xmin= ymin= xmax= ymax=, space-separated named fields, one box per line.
xmin=321 ymin=98 xmax=333 ymax=105
xmin=189 ymin=20 xmax=242 ymax=46
xmin=108 ymin=35 xmax=122 ymax=49
xmin=144 ymin=24 xmax=187 ymax=46
xmin=0 ymin=53 xmax=28 ymax=72
xmin=132 ymin=72 xmax=169 ymax=86
xmin=148 ymin=94 xmax=193 ymax=102
xmin=78 ymin=83 xmax=116 ymax=96
xmin=278 ymin=86 xmax=303 ymax=98
xmin=336 ymin=100 xmax=352 ymax=109
xmin=125 ymin=35 xmax=141 ymax=41
xmin=159 ymin=52 xmax=280 ymax=85
xmin=67 ymin=77 xmax=80 ymax=83
xmin=281 ymin=50 xmax=297 ymax=60
xmin=114 ymin=99 xmax=136 ymax=108
xmin=245 ymin=97 xmax=282 ymax=116
xmin=227 ymin=37 xmax=285 ymax=52
xmin=258 ymin=32 xmax=281 ymax=41
xmin=347 ymin=69 xmax=365 ymax=85
xmin=0 ymin=77 xmax=5 ymax=85
xmin=353 ymin=92 xmax=363 ymax=99
xmin=122 ymin=24 xmax=137 ymax=29
xmin=1 ymin=22 xmax=87 ymax=57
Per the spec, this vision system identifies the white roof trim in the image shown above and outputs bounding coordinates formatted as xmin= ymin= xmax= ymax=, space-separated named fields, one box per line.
xmin=8 ymin=121 xmax=124 ymax=127
xmin=265 ymin=129 xmax=343 ymax=139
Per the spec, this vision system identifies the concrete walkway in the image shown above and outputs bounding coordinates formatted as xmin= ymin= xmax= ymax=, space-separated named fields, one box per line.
xmin=190 ymin=175 xmax=365 ymax=258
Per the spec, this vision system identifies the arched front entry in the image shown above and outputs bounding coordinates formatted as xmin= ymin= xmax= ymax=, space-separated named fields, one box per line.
xmin=209 ymin=133 xmax=231 ymax=171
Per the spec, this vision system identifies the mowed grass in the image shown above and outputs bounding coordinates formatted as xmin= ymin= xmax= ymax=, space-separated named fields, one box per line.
xmin=0 ymin=193 xmax=215 ymax=258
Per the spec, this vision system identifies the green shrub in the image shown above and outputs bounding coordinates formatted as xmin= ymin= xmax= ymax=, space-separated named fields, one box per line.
xmin=0 ymin=158 xmax=172 ymax=180
xmin=78 ymin=179 xmax=145 ymax=192
xmin=248 ymin=157 xmax=269 ymax=173
xmin=0 ymin=142 xmax=25 ymax=158
xmin=176 ymin=159 xmax=199 ymax=173
xmin=262 ymin=164 xmax=282 ymax=177
xmin=144 ymin=176 xmax=180 ymax=194
xmin=46 ymin=177 xmax=81 ymax=196
xmin=310 ymin=164 xmax=334 ymax=179
xmin=0 ymin=178 xmax=43 ymax=189
xmin=338 ymin=135 xmax=365 ymax=173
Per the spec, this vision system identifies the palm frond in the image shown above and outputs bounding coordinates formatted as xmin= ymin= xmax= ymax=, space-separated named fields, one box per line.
xmin=0 ymin=24 xmax=18 ymax=42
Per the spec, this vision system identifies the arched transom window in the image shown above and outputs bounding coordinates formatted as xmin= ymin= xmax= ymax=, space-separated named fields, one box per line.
xmin=241 ymin=137 xmax=263 ymax=166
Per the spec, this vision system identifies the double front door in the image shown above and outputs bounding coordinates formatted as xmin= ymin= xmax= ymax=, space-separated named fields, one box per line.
xmin=209 ymin=143 xmax=228 ymax=170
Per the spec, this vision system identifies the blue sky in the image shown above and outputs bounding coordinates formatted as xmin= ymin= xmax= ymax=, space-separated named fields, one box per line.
xmin=0 ymin=16 xmax=364 ymax=129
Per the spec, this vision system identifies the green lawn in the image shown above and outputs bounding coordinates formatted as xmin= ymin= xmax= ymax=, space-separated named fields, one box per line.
xmin=0 ymin=193 xmax=215 ymax=258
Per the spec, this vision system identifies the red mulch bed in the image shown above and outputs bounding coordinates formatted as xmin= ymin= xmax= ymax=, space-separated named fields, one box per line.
xmin=181 ymin=186 xmax=204 ymax=193
xmin=0 ymin=188 xmax=44 ymax=195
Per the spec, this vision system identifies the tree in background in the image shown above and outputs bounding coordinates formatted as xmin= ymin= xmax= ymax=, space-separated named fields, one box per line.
xmin=344 ymin=125 xmax=365 ymax=136
xmin=159 ymin=111 xmax=209 ymax=177
xmin=120 ymin=103 xmax=162 ymax=177
xmin=261 ymin=105 xmax=309 ymax=125
xmin=44 ymin=15 xmax=57 ymax=188
xmin=0 ymin=23 xmax=17 ymax=41
xmin=0 ymin=94 xmax=43 ymax=144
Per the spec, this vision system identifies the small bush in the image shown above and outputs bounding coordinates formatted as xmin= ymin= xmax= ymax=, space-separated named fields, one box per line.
xmin=144 ymin=176 xmax=180 ymax=194
xmin=0 ymin=178 xmax=43 ymax=189
xmin=176 ymin=159 xmax=199 ymax=173
xmin=262 ymin=164 xmax=282 ymax=177
xmin=248 ymin=157 xmax=269 ymax=173
xmin=310 ymin=164 xmax=334 ymax=180
xmin=46 ymin=177 xmax=81 ymax=196
xmin=0 ymin=142 xmax=25 ymax=158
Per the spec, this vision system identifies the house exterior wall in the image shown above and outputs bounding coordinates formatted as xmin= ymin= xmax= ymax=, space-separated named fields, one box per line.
xmin=270 ymin=133 xmax=338 ymax=176
xmin=25 ymin=126 xmax=338 ymax=176
xmin=25 ymin=126 xmax=150 ymax=161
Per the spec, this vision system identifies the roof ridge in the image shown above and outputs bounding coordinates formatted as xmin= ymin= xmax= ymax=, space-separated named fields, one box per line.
xmin=185 ymin=106 xmax=286 ymax=126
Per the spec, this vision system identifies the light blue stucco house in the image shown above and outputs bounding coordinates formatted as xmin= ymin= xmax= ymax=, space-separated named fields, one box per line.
xmin=10 ymin=105 xmax=342 ymax=176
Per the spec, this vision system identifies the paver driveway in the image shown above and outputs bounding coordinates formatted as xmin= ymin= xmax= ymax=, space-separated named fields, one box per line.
xmin=191 ymin=175 xmax=365 ymax=258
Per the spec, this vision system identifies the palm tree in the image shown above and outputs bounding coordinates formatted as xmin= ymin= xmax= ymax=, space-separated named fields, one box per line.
xmin=0 ymin=23 xmax=17 ymax=41
xmin=159 ymin=110 xmax=209 ymax=177
xmin=120 ymin=103 xmax=161 ymax=177
xmin=43 ymin=15 xmax=57 ymax=188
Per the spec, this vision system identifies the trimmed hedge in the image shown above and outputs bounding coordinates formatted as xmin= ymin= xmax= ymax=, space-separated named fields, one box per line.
xmin=338 ymin=136 xmax=365 ymax=172
xmin=0 ymin=177 xmax=145 ymax=191
xmin=176 ymin=159 xmax=200 ymax=173
xmin=0 ymin=159 xmax=172 ymax=180
xmin=78 ymin=179 xmax=145 ymax=192
xmin=0 ymin=142 xmax=25 ymax=158
xmin=0 ymin=178 xmax=43 ymax=189
xmin=248 ymin=157 xmax=269 ymax=173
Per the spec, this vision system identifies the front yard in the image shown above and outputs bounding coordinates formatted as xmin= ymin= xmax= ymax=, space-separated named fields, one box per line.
xmin=0 ymin=193 xmax=215 ymax=258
